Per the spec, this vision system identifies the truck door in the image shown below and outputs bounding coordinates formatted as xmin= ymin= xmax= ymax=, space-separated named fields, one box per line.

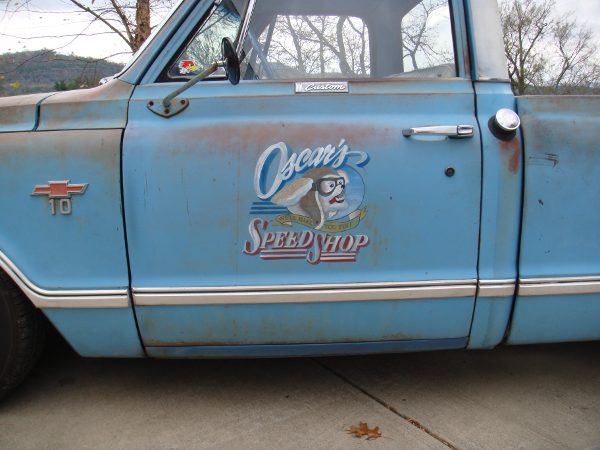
xmin=122 ymin=0 xmax=483 ymax=355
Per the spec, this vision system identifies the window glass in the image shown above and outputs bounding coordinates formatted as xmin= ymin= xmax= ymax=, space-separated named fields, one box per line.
xmin=168 ymin=0 xmax=457 ymax=81
xmin=401 ymin=0 xmax=454 ymax=74
xmin=249 ymin=15 xmax=370 ymax=79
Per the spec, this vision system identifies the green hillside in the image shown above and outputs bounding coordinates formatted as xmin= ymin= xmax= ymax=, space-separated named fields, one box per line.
xmin=0 ymin=50 xmax=125 ymax=97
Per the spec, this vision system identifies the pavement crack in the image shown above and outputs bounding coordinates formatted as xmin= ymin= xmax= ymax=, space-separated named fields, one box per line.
xmin=312 ymin=358 xmax=462 ymax=450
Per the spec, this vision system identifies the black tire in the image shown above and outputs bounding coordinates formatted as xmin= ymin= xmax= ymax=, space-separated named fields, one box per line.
xmin=0 ymin=270 xmax=47 ymax=400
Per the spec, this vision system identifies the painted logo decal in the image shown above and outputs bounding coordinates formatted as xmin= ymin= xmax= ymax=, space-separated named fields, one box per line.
xmin=244 ymin=139 xmax=370 ymax=264
xmin=31 ymin=180 xmax=88 ymax=215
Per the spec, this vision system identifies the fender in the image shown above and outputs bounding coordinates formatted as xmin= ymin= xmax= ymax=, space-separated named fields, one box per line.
xmin=0 ymin=80 xmax=143 ymax=357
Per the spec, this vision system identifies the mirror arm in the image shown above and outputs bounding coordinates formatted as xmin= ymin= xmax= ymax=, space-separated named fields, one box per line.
xmin=163 ymin=62 xmax=220 ymax=107
xmin=147 ymin=58 xmax=225 ymax=118
xmin=149 ymin=13 xmax=246 ymax=119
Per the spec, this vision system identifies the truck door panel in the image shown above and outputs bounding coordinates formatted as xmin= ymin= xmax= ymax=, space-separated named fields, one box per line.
xmin=122 ymin=0 xmax=483 ymax=350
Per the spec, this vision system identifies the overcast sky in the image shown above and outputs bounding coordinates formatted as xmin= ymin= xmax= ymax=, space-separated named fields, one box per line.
xmin=1 ymin=0 xmax=599 ymax=65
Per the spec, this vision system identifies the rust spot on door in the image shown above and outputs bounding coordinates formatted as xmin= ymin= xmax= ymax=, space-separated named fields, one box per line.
xmin=500 ymin=138 xmax=521 ymax=174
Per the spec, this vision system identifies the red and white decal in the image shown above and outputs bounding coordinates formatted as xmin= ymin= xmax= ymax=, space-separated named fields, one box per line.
xmin=178 ymin=60 xmax=199 ymax=74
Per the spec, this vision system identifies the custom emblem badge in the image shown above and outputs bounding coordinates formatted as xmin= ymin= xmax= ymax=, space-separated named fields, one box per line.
xmin=31 ymin=180 xmax=88 ymax=215
xmin=295 ymin=81 xmax=349 ymax=94
xmin=243 ymin=139 xmax=370 ymax=264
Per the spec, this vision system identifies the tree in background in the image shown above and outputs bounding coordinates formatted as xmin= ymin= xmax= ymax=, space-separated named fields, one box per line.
xmin=246 ymin=0 xmax=452 ymax=79
xmin=401 ymin=0 xmax=452 ymax=71
xmin=0 ymin=49 xmax=124 ymax=96
xmin=501 ymin=0 xmax=600 ymax=95
xmin=54 ymin=75 xmax=102 ymax=91
xmin=66 ymin=0 xmax=175 ymax=53
xmin=0 ymin=0 xmax=174 ymax=85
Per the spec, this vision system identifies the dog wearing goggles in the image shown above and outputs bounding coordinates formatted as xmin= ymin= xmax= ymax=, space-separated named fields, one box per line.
xmin=272 ymin=166 xmax=349 ymax=230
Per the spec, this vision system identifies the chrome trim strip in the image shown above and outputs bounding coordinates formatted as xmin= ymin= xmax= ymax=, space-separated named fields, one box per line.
xmin=477 ymin=284 xmax=515 ymax=298
xmin=133 ymin=279 xmax=476 ymax=294
xmin=0 ymin=249 xmax=129 ymax=308
xmin=32 ymin=295 xmax=130 ymax=308
xmin=477 ymin=77 xmax=511 ymax=83
xmin=133 ymin=283 xmax=477 ymax=306
xmin=476 ymin=279 xmax=516 ymax=298
xmin=520 ymin=276 xmax=600 ymax=284
xmin=479 ymin=279 xmax=515 ymax=285
xmin=518 ymin=281 xmax=600 ymax=297
xmin=518 ymin=276 xmax=600 ymax=296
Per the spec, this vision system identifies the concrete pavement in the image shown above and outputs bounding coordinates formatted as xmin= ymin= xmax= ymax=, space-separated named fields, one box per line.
xmin=1 ymin=333 xmax=599 ymax=450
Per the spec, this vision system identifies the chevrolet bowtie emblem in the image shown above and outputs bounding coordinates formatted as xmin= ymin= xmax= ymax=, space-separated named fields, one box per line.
xmin=31 ymin=180 xmax=88 ymax=198
xmin=31 ymin=180 xmax=88 ymax=215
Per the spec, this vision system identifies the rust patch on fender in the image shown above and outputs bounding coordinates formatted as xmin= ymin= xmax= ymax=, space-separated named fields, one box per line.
xmin=0 ymin=130 xmax=122 ymax=175
xmin=38 ymin=79 xmax=134 ymax=131
xmin=500 ymin=138 xmax=521 ymax=174
xmin=41 ymin=78 xmax=132 ymax=104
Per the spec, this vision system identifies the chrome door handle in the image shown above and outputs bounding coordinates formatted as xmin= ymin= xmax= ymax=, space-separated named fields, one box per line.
xmin=402 ymin=125 xmax=474 ymax=139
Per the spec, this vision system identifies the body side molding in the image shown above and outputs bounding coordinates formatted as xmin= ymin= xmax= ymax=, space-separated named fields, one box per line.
xmin=519 ymin=277 xmax=600 ymax=296
xmin=133 ymin=279 xmax=477 ymax=305
xmin=0 ymin=249 xmax=129 ymax=308
xmin=477 ymin=279 xmax=516 ymax=297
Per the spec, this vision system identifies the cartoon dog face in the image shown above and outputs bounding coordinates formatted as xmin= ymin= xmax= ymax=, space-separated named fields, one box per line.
xmin=272 ymin=167 xmax=349 ymax=230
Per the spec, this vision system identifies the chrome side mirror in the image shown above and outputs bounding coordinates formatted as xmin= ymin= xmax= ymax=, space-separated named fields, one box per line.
xmin=222 ymin=36 xmax=241 ymax=85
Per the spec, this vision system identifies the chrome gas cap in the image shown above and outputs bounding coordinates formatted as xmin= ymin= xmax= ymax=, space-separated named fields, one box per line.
xmin=494 ymin=109 xmax=521 ymax=133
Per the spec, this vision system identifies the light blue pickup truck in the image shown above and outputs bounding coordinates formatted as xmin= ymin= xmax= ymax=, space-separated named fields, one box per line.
xmin=1 ymin=0 xmax=599 ymax=398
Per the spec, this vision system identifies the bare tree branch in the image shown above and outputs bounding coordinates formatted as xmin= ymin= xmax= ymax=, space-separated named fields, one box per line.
xmin=109 ymin=0 xmax=135 ymax=45
xmin=501 ymin=0 xmax=600 ymax=95
xmin=68 ymin=0 xmax=132 ymax=49
xmin=1 ymin=31 xmax=116 ymax=39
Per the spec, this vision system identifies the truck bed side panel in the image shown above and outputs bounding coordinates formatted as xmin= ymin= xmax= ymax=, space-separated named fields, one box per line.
xmin=509 ymin=96 xmax=600 ymax=344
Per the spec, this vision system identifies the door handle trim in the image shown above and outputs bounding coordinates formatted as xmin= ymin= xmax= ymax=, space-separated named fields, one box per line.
xmin=402 ymin=125 xmax=474 ymax=139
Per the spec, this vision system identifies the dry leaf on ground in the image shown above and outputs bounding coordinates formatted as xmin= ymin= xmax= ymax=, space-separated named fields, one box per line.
xmin=347 ymin=422 xmax=382 ymax=440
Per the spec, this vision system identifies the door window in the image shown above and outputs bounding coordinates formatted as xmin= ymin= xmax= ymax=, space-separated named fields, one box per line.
xmin=167 ymin=0 xmax=457 ymax=81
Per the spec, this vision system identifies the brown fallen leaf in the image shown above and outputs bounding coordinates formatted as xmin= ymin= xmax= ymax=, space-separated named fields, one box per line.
xmin=347 ymin=422 xmax=382 ymax=440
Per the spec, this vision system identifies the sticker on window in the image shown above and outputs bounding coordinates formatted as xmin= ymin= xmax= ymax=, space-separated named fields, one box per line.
xmin=178 ymin=60 xmax=199 ymax=74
